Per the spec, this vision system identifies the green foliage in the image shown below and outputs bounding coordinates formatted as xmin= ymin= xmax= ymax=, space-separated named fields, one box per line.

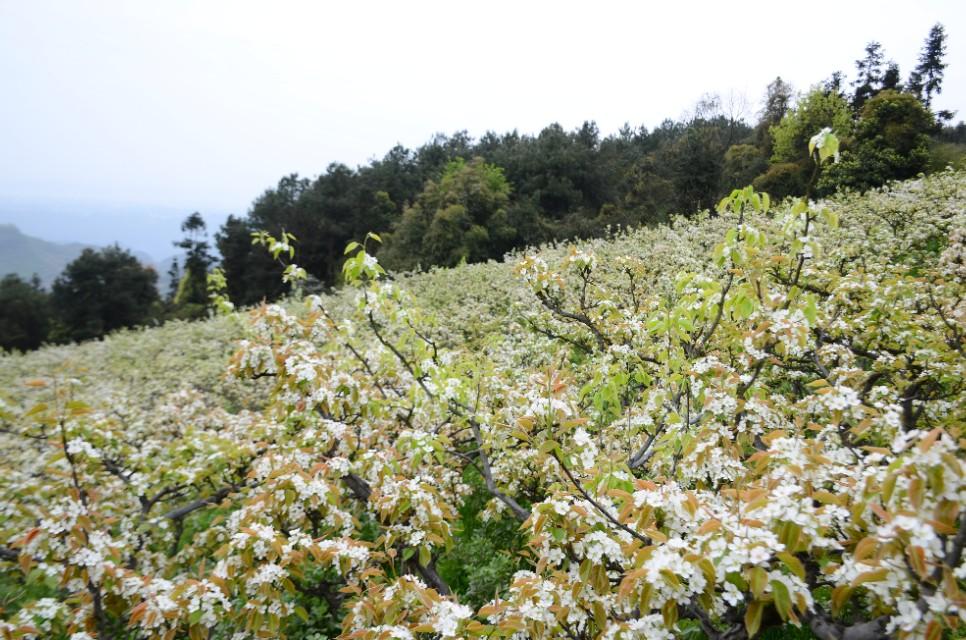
xmin=0 ymin=274 xmax=50 ymax=352
xmin=50 ymin=245 xmax=160 ymax=342
xmin=170 ymin=212 xmax=215 ymax=319
xmin=382 ymin=158 xmax=513 ymax=270
xmin=770 ymin=89 xmax=853 ymax=166
xmin=907 ymin=23 xmax=948 ymax=109
xmin=851 ymin=41 xmax=886 ymax=110
xmin=752 ymin=162 xmax=808 ymax=201
xmin=216 ymin=215 xmax=288 ymax=306
xmin=213 ymin=113 xmax=758 ymax=303
xmin=821 ymin=90 xmax=934 ymax=192
xmin=436 ymin=471 xmax=527 ymax=609
xmin=721 ymin=144 xmax=768 ymax=192
xmin=927 ymin=141 xmax=966 ymax=172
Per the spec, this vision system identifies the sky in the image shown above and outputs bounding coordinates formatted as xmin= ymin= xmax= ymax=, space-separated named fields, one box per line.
xmin=0 ymin=0 xmax=964 ymax=260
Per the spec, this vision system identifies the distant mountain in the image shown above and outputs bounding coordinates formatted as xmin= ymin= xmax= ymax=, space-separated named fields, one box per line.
xmin=0 ymin=224 xmax=93 ymax=286
xmin=0 ymin=224 xmax=161 ymax=288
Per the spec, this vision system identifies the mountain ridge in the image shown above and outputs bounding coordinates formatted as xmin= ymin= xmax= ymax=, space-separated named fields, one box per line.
xmin=0 ymin=223 xmax=170 ymax=288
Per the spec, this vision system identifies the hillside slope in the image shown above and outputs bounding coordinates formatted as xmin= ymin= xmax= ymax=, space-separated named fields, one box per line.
xmin=0 ymin=224 xmax=94 ymax=286
xmin=0 ymin=169 xmax=964 ymax=640
xmin=2 ymin=169 xmax=964 ymax=408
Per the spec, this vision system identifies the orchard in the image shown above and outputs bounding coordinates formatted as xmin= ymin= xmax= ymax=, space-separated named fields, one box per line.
xmin=1 ymin=134 xmax=964 ymax=639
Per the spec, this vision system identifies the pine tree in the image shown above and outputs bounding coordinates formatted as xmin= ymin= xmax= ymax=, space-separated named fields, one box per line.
xmin=852 ymin=42 xmax=885 ymax=109
xmin=754 ymin=77 xmax=794 ymax=155
xmin=172 ymin=212 xmax=215 ymax=317
xmin=881 ymin=62 xmax=902 ymax=92
xmin=907 ymin=23 xmax=948 ymax=109
xmin=761 ymin=77 xmax=793 ymax=126
xmin=166 ymin=257 xmax=181 ymax=302
xmin=824 ymin=71 xmax=845 ymax=98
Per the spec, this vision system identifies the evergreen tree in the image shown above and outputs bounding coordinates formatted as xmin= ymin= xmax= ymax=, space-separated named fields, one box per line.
xmin=852 ymin=41 xmax=885 ymax=109
xmin=172 ymin=212 xmax=215 ymax=317
xmin=821 ymin=90 xmax=934 ymax=192
xmin=381 ymin=158 xmax=513 ymax=271
xmin=215 ymin=215 xmax=287 ymax=307
xmin=755 ymin=77 xmax=794 ymax=155
xmin=166 ymin=257 xmax=181 ymax=302
xmin=760 ymin=77 xmax=794 ymax=126
xmin=881 ymin=61 xmax=902 ymax=91
xmin=908 ymin=23 xmax=948 ymax=109
xmin=51 ymin=246 xmax=159 ymax=342
xmin=0 ymin=273 xmax=50 ymax=351
xmin=823 ymin=71 xmax=845 ymax=98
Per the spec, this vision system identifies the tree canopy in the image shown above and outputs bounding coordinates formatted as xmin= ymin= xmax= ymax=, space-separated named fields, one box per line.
xmin=0 ymin=274 xmax=50 ymax=352
xmin=49 ymin=245 xmax=160 ymax=342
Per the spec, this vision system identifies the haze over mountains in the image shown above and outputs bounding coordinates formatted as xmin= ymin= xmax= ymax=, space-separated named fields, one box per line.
xmin=0 ymin=223 xmax=174 ymax=289
xmin=0 ymin=199 xmax=230 ymax=264
xmin=0 ymin=197 xmax=232 ymax=292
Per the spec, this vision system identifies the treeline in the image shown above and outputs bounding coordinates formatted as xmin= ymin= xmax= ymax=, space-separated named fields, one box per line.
xmin=215 ymin=24 xmax=959 ymax=303
xmin=2 ymin=23 xmax=962 ymax=352
xmin=0 ymin=213 xmax=216 ymax=351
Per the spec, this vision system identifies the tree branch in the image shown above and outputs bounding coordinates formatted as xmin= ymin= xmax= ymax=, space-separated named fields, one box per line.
xmin=552 ymin=451 xmax=648 ymax=544
xmin=160 ymin=485 xmax=236 ymax=521
xmin=536 ymin=292 xmax=609 ymax=351
xmin=467 ymin=416 xmax=530 ymax=522
xmin=342 ymin=472 xmax=372 ymax=502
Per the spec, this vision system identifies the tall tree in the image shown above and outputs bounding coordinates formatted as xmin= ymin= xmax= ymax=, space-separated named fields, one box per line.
xmin=172 ymin=212 xmax=215 ymax=317
xmin=821 ymin=90 xmax=935 ymax=192
xmin=0 ymin=273 xmax=50 ymax=351
xmin=755 ymin=89 xmax=853 ymax=198
xmin=50 ymin=246 xmax=159 ymax=343
xmin=823 ymin=71 xmax=845 ymax=98
xmin=755 ymin=77 xmax=794 ymax=155
xmin=760 ymin=77 xmax=794 ymax=127
xmin=881 ymin=61 xmax=901 ymax=91
xmin=852 ymin=41 xmax=885 ymax=109
xmin=166 ymin=257 xmax=181 ymax=302
xmin=215 ymin=215 xmax=287 ymax=307
xmin=907 ymin=23 xmax=948 ymax=109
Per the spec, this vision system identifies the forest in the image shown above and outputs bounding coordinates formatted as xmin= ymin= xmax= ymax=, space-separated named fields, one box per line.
xmin=0 ymin=24 xmax=962 ymax=351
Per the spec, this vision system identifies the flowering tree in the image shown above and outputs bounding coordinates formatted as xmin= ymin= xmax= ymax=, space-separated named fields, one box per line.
xmin=1 ymin=134 xmax=964 ymax=640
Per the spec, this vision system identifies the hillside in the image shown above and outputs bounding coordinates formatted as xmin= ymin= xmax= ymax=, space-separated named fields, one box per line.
xmin=0 ymin=223 xmax=164 ymax=288
xmin=0 ymin=224 xmax=94 ymax=286
xmin=0 ymin=169 xmax=964 ymax=640
xmin=5 ymin=169 xmax=963 ymax=387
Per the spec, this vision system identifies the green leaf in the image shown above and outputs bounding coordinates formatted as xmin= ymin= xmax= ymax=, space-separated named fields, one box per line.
xmin=770 ymin=579 xmax=792 ymax=621
xmin=24 ymin=403 xmax=47 ymax=418
xmin=802 ymin=296 xmax=818 ymax=325
xmin=777 ymin=552 xmax=805 ymax=579
xmin=749 ymin=566 xmax=768 ymax=598
xmin=745 ymin=600 xmax=764 ymax=637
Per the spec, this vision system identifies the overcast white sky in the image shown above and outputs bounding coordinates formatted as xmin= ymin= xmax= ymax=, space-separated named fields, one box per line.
xmin=0 ymin=0 xmax=963 ymax=258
